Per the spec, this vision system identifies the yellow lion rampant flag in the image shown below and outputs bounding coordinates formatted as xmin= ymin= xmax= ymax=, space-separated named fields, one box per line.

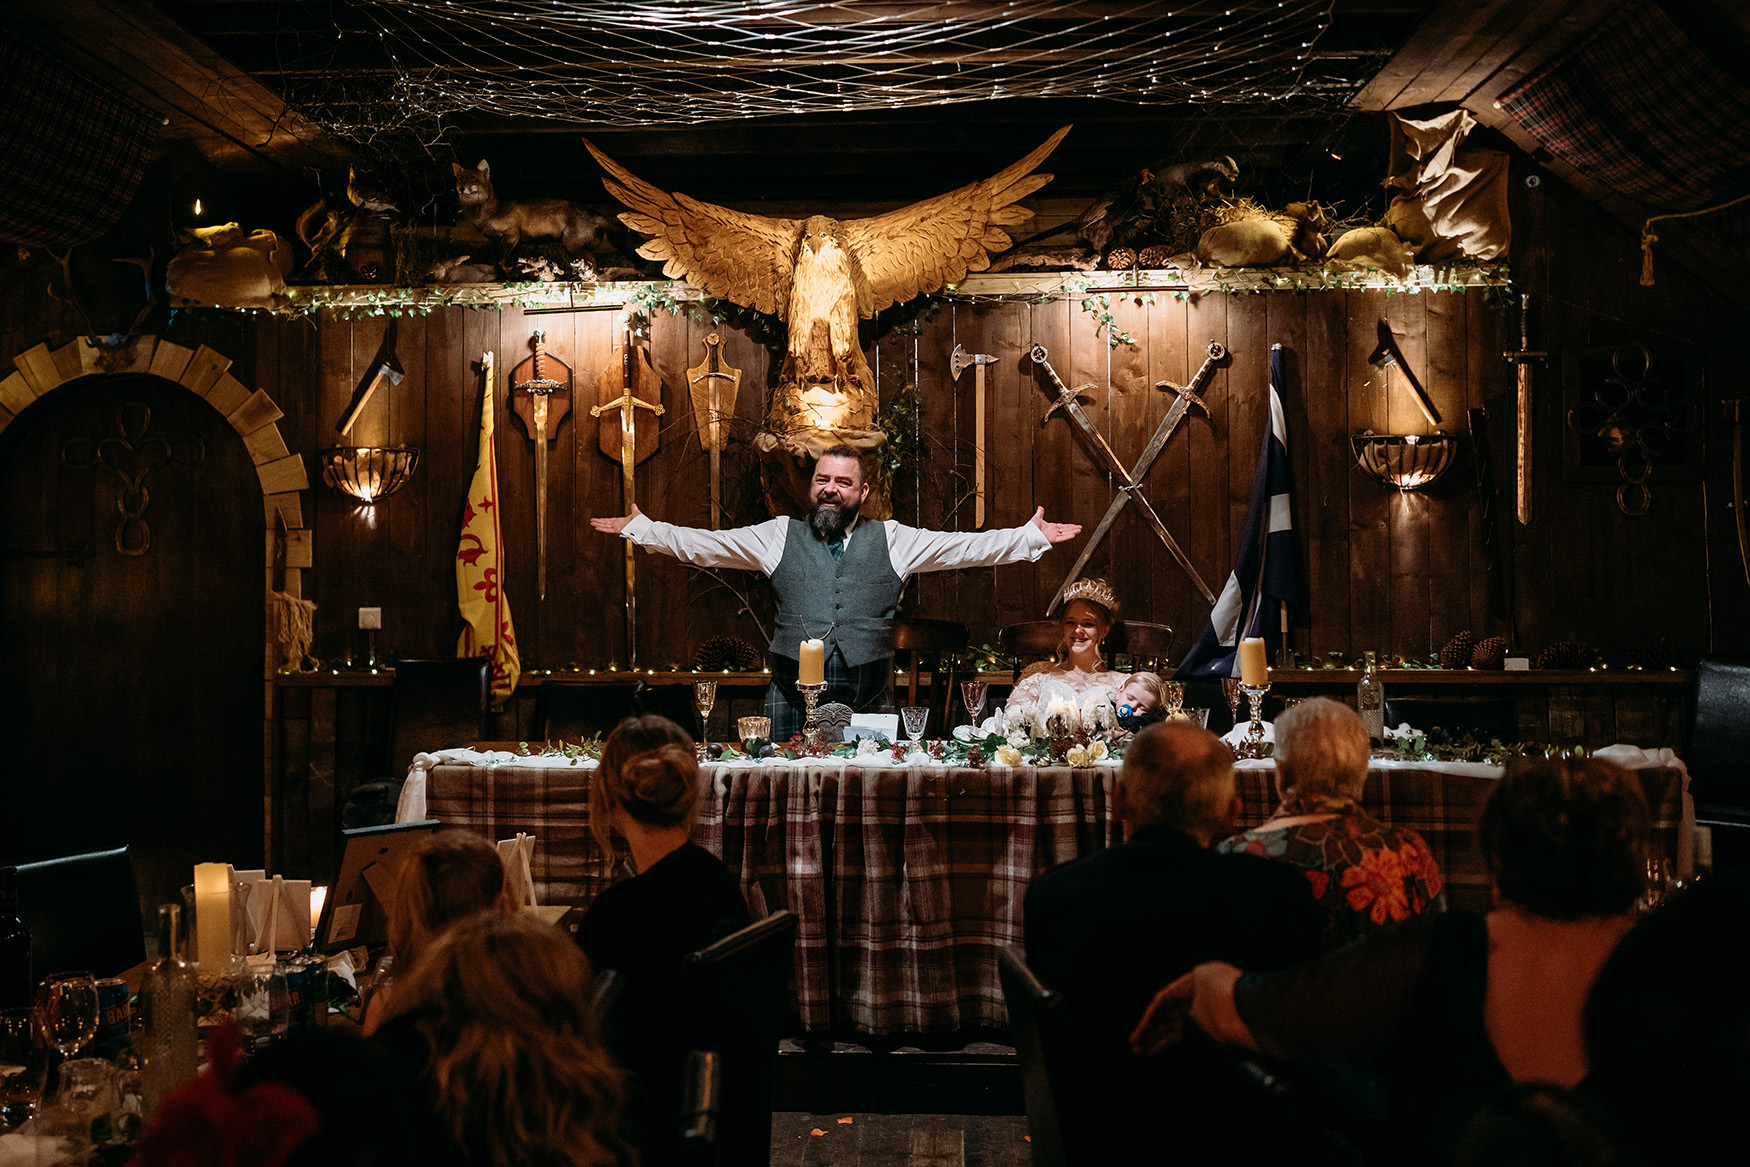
xmin=456 ymin=351 xmax=519 ymax=707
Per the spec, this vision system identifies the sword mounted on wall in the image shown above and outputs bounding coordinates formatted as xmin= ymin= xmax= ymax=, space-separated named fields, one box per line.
xmin=591 ymin=321 xmax=665 ymax=666
xmin=509 ymin=330 xmax=572 ymax=602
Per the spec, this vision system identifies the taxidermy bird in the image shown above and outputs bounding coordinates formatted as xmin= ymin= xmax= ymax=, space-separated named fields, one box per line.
xmin=585 ymin=127 xmax=1069 ymax=433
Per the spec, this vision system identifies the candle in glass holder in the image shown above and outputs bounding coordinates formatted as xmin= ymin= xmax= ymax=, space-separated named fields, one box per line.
xmin=798 ymin=639 xmax=826 ymax=686
xmin=1238 ymin=637 xmax=1268 ymax=687
xmin=192 ymin=863 xmax=232 ymax=971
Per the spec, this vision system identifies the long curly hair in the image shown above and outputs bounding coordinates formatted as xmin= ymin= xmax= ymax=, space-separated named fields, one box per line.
xmin=392 ymin=912 xmax=636 ymax=1167
xmin=589 ymin=715 xmax=700 ymax=859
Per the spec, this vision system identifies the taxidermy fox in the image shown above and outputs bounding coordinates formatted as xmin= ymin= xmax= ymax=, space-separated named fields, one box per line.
xmin=453 ymin=160 xmax=607 ymax=254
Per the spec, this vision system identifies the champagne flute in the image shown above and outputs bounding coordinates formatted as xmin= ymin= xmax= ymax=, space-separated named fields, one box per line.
xmin=35 ymin=972 xmax=98 ymax=1060
xmin=693 ymin=680 xmax=717 ymax=759
xmin=1220 ymin=677 xmax=1244 ymax=728
xmin=961 ymin=680 xmax=989 ymax=730
xmin=901 ymin=706 xmax=930 ymax=746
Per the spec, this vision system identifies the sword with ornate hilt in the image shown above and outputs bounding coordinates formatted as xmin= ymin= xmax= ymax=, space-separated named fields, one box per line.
xmin=1503 ymin=294 xmax=1545 ymax=525
xmin=1046 ymin=341 xmax=1227 ymax=613
xmin=591 ymin=321 xmax=665 ymax=665
xmin=950 ymin=344 xmax=997 ymax=528
xmin=687 ymin=332 xmax=742 ymax=530
xmin=509 ymin=329 xmax=573 ymax=602
xmin=1030 ymin=343 xmax=1218 ymax=608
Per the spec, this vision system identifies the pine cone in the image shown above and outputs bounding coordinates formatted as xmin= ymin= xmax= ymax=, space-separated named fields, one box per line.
xmin=1536 ymin=640 xmax=1598 ymax=670
xmin=694 ymin=635 xmax=762 ymax=671
xmin=1440 ymin=631 xmax=1476 ymax=670
xmin=1137 ymin=245 xmax=1172 ymax=268
xmin=1470 ymin=636 xmax=1509 ymax=670
xmin=1104 ymin=246 xmax=1138 ymax=270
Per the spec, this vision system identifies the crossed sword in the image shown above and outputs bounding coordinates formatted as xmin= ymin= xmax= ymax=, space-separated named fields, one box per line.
xmin=1033 ymin=341 xmax=1228 ymax=612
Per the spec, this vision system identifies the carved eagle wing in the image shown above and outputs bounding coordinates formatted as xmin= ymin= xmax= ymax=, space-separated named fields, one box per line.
xmin=842 ymin=125 xmax=1071 ymax=316
xmin=584 ymin=140 xmax=802 ymax=319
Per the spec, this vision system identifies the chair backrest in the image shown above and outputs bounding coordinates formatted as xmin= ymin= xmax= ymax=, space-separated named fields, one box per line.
xmin=16 ymin=847 xmax=145 ymax=979
xmin=891 ymin=618 xmax=969 ymax=728
xmin=680 ymin=910 xmax=798 ymax=1167
xmin=1690 ymin=657 xmax=1750 ymax=812
xmin=386 ymin=659 xmax=491 ymax=774
xmin=1109 ymin=621 xmax=1174 ymax=671
xmin=996 ymin=945 xmax=1074 ymax=1167
xmin=678 ymin=1049 xmax=723 ymax=1167
xmin=997 ymin=620 xmax=1062 ymax=682
xmin=534 ymin=680 xmax=641 ymax=742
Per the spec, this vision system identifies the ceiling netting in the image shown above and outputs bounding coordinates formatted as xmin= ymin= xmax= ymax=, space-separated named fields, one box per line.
xmin=281 ymin=0 xmax=1346 ymax=143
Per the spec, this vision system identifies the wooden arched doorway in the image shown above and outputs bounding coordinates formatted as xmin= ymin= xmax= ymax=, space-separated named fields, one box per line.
xmin=0 ymin=337 xmax=309 ymax=917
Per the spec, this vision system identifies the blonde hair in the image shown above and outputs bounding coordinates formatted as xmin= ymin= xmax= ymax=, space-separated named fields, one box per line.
xmin=1123 ymin=672 xmax=1165 ymax=705
xmin=1272 ymin=697 xmax=1371 ymax=801
xmin=393 ymin=913 xmax=634 ymax=1167
xmin=386 ymin=830 xmax=506 ymax=971
xmin=590 ymin=715 xmax=700 ymax=857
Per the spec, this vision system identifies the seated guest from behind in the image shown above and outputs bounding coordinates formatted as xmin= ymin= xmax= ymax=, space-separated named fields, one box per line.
xmin=1217 ymin=696 xmax=1443 ymax=949
xmin=363 ymin=828 xmax=510 ymax=1035
xmin=576 ymin=715 xmax=751 ymax=1165
xmin=1133 ymin=756 xmax=1651 ymax=1165
xmin=372 ymin=912 xmax=635 ymax=1167
xmin=1023 ymin=722 xmax=1320 ymax=1162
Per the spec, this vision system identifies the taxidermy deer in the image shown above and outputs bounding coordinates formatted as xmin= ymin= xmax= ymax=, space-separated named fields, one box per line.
xmin=452 ymin=160 xmax=608 ymax=254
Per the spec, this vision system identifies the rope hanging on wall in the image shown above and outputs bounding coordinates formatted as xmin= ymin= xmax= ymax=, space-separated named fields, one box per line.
xmin=270 ymin=0 xmax=1348 ymax=145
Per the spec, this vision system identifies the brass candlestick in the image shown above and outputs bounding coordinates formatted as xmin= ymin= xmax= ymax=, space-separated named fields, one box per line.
xmin=796 ymin=681 xmax=827 ymax=752
xmin=1237 ymin=683 xmax=1271 ymax=759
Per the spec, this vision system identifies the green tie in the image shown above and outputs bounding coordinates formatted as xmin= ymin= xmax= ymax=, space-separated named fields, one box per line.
xmin=827 ymin=538 xmax=845 ymax=562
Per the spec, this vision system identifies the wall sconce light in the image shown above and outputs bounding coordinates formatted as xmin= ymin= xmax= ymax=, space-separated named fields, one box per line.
xmin=319 ymin=445 xmax=420 ymax=503
xmin=1351 ymin=431 xmax=1459 ymax=491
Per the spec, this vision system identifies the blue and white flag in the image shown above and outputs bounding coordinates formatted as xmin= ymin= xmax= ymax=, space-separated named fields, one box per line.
xmin=1177 ymin=344 xmax=1300 ymax=678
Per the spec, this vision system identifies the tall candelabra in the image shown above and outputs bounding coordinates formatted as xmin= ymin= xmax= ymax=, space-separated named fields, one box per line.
xmin=796 ymin=681 xmax=827 ymax=753
xmin=1237 ymin=683 xmax=1271 ymax=759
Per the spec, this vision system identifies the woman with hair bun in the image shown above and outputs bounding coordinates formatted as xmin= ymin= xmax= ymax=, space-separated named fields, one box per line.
xmin=577 ymin=715 xmax=751 ymax=1165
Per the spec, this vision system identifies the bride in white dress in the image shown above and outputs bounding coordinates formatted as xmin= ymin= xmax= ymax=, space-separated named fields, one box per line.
xmin=1006 ymin=578 xmax=1129 ymax=713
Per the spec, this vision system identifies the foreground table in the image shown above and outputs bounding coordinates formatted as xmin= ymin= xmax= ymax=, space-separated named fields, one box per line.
xmin=416 ymin=753 xmax=1687 ymax=1035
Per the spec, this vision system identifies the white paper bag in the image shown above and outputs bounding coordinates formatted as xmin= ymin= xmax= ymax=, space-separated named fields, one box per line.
xmin=497 ymin=834 xmax=539 ymax=909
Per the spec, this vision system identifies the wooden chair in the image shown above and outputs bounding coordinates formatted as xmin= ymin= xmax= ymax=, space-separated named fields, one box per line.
xmin=680 ymin=910 xmax=798 ymax=1167
xmin=533 ymin=680 xmax=640 ymax=742
xmin=1109 ymin=620 xmax=1174 ymax=672
xmin=1689 ymin=658 xmax=1750 ymax=840
xmin=997 ymin=944 xmax=1078 ymax=1167
xmin=385 ymin=658 xmax=491 ymax=774
xmin=891 ymin=618 xmax=969 ymax=729
xmin=997 ymin=620 xmax=1062 ymax=682
xmin=16 ymin=846 xmax=146 ymax=978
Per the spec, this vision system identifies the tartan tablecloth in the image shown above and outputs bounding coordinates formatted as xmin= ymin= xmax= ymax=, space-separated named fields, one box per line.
xmin=423 ymin=759 xmax=1686 ymax=1036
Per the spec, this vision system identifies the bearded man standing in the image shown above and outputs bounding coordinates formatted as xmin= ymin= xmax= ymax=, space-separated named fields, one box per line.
xmin=592 ymin=445 xmax=1081 ymax=740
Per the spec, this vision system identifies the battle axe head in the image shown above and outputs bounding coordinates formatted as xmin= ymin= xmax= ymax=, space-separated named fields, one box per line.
xmin=951 ymin=344 xmax=997 ymax=382
xmin=1368 ymin=320 xmax=1403 ymax=372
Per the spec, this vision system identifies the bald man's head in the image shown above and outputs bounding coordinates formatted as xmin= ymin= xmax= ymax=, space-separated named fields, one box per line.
xmin=1119 ymin=722 xmax=1238 ymax=842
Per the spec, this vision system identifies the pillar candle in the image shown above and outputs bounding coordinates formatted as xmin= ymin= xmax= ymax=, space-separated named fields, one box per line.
xmin=309 ymin=886 xmax=328 ymax=937
xmin=798 ymin=638 xmax=826 ymax=686
xmin=192 ymin=863 xmax=232 ymax=971
xmin=1238 ymin=638 xmax=1268 ymax=687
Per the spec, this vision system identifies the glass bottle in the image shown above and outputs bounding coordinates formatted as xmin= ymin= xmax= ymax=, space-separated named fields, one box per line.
xmin=138 ymin=904 xmax=197 ymax=1119
xmin=0 ymin=867 xmax=28 ymax=1012
xmin=1357 ymin=650 xmax=1385 ymax=744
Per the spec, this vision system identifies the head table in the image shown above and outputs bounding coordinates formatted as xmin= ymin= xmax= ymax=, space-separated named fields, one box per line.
xmin=400 ymin=748 xmax=1689 ymax=1036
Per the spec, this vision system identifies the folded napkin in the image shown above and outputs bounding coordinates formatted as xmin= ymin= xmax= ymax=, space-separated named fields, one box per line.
xmin=1221 ymin=721 xmax=1274 ymax=749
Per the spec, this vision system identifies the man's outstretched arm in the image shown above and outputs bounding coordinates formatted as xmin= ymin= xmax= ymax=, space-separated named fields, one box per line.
xmin=591 ymin=505 xmax=788 ymax=574
xmin=1030 ymin=506 xmax=1082 ymax=544
xmin=887 ymin=507 xmax=1083 ymax=575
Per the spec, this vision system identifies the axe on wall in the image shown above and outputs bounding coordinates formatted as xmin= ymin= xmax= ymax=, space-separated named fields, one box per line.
xmin=1369 ymin=320 xmax=1441 ymax=430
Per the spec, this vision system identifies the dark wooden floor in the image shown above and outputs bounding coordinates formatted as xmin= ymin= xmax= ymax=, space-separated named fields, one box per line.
xmin=771 ymin=1113 xmax=1032 ymax=1167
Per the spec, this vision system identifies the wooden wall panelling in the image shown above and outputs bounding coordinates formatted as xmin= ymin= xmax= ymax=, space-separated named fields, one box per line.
xmin=1225 ymin=297 xmax=1270 ymax=635
xmin=1143 ymin=290 xmax=1192 ymax=647
xmin=1104 ymin=291 xmax=1154 ymax=638
xmin=313 ymin=318 xmax=368 ymax=664
xmin=1300 ymin=294 xmax=1351 ymax=662
xmin=530 ymin=308 xmax=581 ymax=669
xmin=1346 ymin=290 xmax=1393 ymax=655
xmin=571 ymin=309 xmax=616 ymax=667
xmin=1065 ymin=296 xmax=1111 ymax=604
xmin=386 ymin=313 xmax=428 ymax=653
xmin=1025 ymin=297 xmax=1076 ymax=619
xmin=977 ymin=300 xmax=1035 ymax=636
xmin=419 ymin=304 xmax=467 ymax=662
xmin=1183 ymin=294 xmax=1230 ymax=645
xmin=1384 ymin=292 xmax=1432 ymax=655
xmin=489 ymin=305 xmax=534 ymax=665
xmin=306 ymin=685 xmax=337 ymax=879
xmin=905 ymin=305 xmax=959 ymax=623
xmin=643 ymin=306 xmax=702 ymax=668
xmin=1464 ymin=290 xmax=1508 ymax=640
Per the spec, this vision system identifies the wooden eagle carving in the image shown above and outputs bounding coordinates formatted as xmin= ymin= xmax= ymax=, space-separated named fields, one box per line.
xmin=585 ymin=127 xmax=1069 ymax=434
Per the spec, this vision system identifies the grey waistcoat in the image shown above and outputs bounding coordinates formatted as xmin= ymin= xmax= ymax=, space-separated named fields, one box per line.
xmin=769 ymin=518 xmax=902 ymax=668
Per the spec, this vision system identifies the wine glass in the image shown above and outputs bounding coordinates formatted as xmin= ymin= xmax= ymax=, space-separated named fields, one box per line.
xmin=1220 ymin=677 xmax=1244 ymax=727
xmin=961 ymin=680 xmax=989 ymax=729
xmin=901 ymin=706 xmax=930 ymax=746
xmin=692 ymin=680 xmax=718 ymax=759
xmin=0 ymin=1007 xmax=46 ymax=1131
xmin=35 ymin=972 xmax=99 ymax=1060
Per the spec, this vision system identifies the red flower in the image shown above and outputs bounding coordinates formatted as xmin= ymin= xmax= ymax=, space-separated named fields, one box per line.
xmin=1400 ymin=836 xmax=1443 ymax=898
xmin=1341 ymin=847 xmax=1412 ymax=925
xmin=129 ymin=1022 xmax=319 ymax=1167
xmin=1306 ymin=869 xmax=1329 ymax=899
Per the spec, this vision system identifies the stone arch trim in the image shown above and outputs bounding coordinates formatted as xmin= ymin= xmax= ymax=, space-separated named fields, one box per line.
xmin=0 ymin=334 xmax=313 ymax=654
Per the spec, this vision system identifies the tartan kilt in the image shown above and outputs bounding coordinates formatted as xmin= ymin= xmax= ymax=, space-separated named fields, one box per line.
xmin=766 ymin=646 xmax=892 ymax=742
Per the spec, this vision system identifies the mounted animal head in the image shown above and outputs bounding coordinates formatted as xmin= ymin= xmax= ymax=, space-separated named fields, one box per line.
xmin=453 ymin=161 xmax=495 ymax=211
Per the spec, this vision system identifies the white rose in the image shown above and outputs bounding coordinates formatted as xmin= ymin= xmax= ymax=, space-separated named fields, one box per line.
xmin=995 ymin=745 xmax=1023 ymax=767
xmin=856 ymin=738 xmax=881 ymax=757
xmin=1066 ymin=745 xmax=1090 ymax=767
xmin=1090 ymin=741 xmax=1108 ymax=763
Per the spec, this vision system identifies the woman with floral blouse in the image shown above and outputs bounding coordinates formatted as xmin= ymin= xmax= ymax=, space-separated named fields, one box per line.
xmin=1216 ymin=697 xmax=1444 ymax=950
